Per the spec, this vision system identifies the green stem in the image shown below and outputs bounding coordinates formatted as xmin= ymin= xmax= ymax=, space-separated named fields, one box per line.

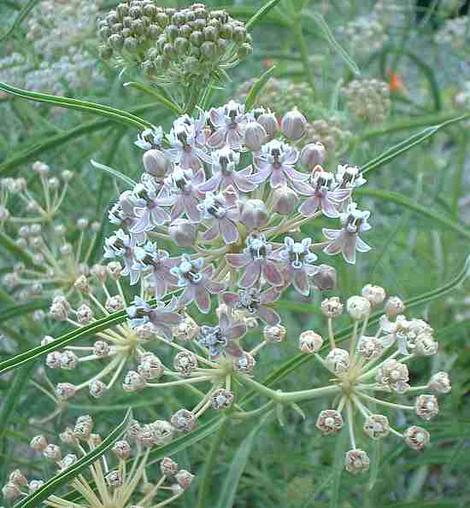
xmin=293 ymin=21 xmax=316 ymax=98
xmin=196 ymin=417 xmax=229 ymax=508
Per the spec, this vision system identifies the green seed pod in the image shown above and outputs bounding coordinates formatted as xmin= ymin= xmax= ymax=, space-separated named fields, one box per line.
xmin=124 ymin=37 xmax=138 ymax=52
xmin=203 ymin=26 xmax=218 ymax=41
xmin=121 ymin=27 xmax=131 ymax=38
xmin=131 ymin=19 xmax=144 ymax=35
xmin=175 ymin=37 xmax=189 ymax=54
xmin=122 ymin=16 xmax=133 ymax=28
xmin=148 ymin=24 xmax=161 ymax=38
xmin=219 ymin=23 xmax=233 ymax=38
xmin=163 ymin=42 xmax=175 ymax=58
xmin=184 ymin=56 xmax=200 ymax=73
xmin=216 ymin=38 xmax=229 ymax=51
xmin=179 ymin=24 xmax=192 ymax=38
xmin=111 ymin=22 xmax=123 ymax=34
xmin=233 ymin=25 xmax=247 ymax=43
xmin=109 ymin=33 xmax=124 ymax=49
xmin=193 ymin=18 xmax=206 ymax=31
xmin=165 ymin=24 xmax=179 ymax=41
xmin=189 ymin=30 xmax=203 ymax=47
xmin=129 ymin=6 xmax=142 ymax=19
xmin=116 ymin=4 xmax=129 ymax=18
xmin=172 ymin=12 xmax=186 ymax=26
xmin=201 ymin=41 xmax=216 ymax=59
xmin=157 ymin=12 xmax=169 ymax=27
xmin=143 ymin=4 xmax=156 ymax=17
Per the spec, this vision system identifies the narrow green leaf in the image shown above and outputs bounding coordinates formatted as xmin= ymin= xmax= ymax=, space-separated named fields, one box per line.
xmin=245 ymin=65 xmax=277 ymax=110
xmin=0 ymin=299 xmax=49 ymax=324
xmin=14 ymin=409 xmax=131 ymax=508
xmin=0 ymin=0 xmax=39 ymax=42
xmin=357 ymin=188 xmax=470 ymax=241
xmin=0 ymin=82 xmax=152 ymax=130
xmin=362 ymin=113 xmax=470 ymax=174
xmin=90 ymin=159 xmax=137 ymax=187
xmin=123 ymin=81 xmax=182 ymax=114
xmin=305 ymin=13 xmax=360 ymax=76
xmin=246 ymin=0 xmax=283 ymax=29
xmin=215 ymin=415 xmax=268 ymax=508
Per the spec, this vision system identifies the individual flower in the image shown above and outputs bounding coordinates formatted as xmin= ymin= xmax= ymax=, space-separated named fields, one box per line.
xmin=208 ymin=100 xmax=248 ymax=149
xmin=198 ymin=191 xmax=240 ymax=244
xmin=197 ymin=312 xmax=246 ymax=359
xmin=222 ymin=287 xmax=281 ymax=326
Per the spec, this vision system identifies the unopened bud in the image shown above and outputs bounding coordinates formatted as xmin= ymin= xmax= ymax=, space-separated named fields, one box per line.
xmin=384 ymin=296 xmax=405 ymax=318
xmin=299 ymin=330 xmax=323 ymax=353
xmin=271 ymin=185 xmax=298 ymax=215
xmin=312 ymin=264 xmax=337 ymax=291
xmin=257 ymin=111 xmax=278 ymax=139
xmin=300 ymin=142 xmax=326 ymax=169
xmin=240 ymin=199 xmax=268 ymax=230
xmin=169 ymin=219 xmax=197 ymax=247
xmin=344 ymin=449 xmax=370 ymax=474
xmin=281 ymin=108 xmax=307 ymax=140
xmin=143 ymin=149 xmax=169 ymax=178
xmin=263 ymin=324 xmax=286 ymax=343
xmin=244 ymin=120 xmax=267 ymax=151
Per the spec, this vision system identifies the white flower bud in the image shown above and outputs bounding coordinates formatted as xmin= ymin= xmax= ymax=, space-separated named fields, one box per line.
xmin=2 ymin=482 xmax=21 ymax=501
xmin=30 ymin=435 xmax=47 ymax=451
xmin=28 ymin=480 xmax=44 ymax=492
xmin=271 ymin=185 xmax=298 ymax=215
xmin=404 ymin=425 xmax=430 ymax=450
xmin=344 ymin=449 xmax=370 ymax=474
xmin=91 ymin=264 xmax=108 ymax=282
xmin=376 ymin=359 xmax=409 ymax=393
xmin=105 ymin=295 xmax=125 ymax=312
xmin=210 ymin=388 xmax=234 ymax=410
xmin=414 ymin=335 xmax=438 ymax=356
xmin=89 ymin=380 xmax=107 ymax=398
xmin=232 ymin=352 xmax=256 ymax=374
xmin=299 ymin=330 xmax=323 ymax=353
xmin=415 ymin=394 xmax=439 ymax=420
xmin=9 ymin=469 xmax=27 ymax=487
xmin=138 ymin=353 xmax=163 ymax=380
xmin=143 ymin=149 xmax=169 ymax=178
xmin=123 ymin=370 xmax=146 ymax=392
xmin=93 ymin=340 xmax=110 ymax=357
xmin=257 ymin=111 xmax=279 ymax=139
xmin=107 ymin=261 xmax=122 ymax=279
xmin=160 ymin=457 xmax=179 ymax=477
xmin=169 ymin=219 xmax=197 ymax=247
xmin=41 ymin=335 xmax=54 ymax=346
xmin=112 ymin=440 xmax=132 ymax=460
xmin=312 ymin=264 xmax=337 ymax=291
xmin=173 ymin=351 xmax=198 ymax=376
xmin=300 ymin=142 xmax=326 ymax=169
xmin=346 ymin=296 xmax=371 ymax=320
xmin=74 ymin=415 xmax=94 ymax=440
xmin=149 ymin=420 xmax=174 ymax=445
xmin=244 ymin=120 xmax=267 ymax=151
xmin=59 ymin=427 xmax=76 ymax=445
xmin=46 ymin=351 xmax=62 ymax=369
xmin=58 ymin=453 xmax=78 ymax=470
xmin=385 ymin=296 xmax=405 ymax=318
xmin=175 ymin=469 xmax=194 ymax=490
xmin=55 ymin=382 xmax=77 ymax=400
xmin=170 ymin=409 xmax=197 ymax=433
xmin=263 ymin=324 xmax=286 ymax=343
xmin=49 ymin=296 xmax=70 ymax=321
xmin=59 ymin=351 xmax=78 ymax=370
xmin=361 ymin=284 xmax=386 ymax=306
xmin=316 ymin=409 xmax=343 ymax=434
xmin=32 ymin=161 xmax=50 ymax=175
xmin=281 ymin=108 xmax=307 ymax=140
xmin=428 ymin=371 xmax=451 ymax=394
xmin=363 ymin=414 xmax=390 ymax=439
xmin=43 ymin=444 xmax=62 ymax=461
xmin=106 ymin=470 xmax=122 ymax=488
xmin=325 ymin=348 xmax=350 ymax=374
xmin=357 ymin=336 xmax=384 ymax=360
xmin=74 ymin=275 xmax=90 ymax=293
xmin=320 ymin=297 xmax=343 ymax=318
xmin=240 ymin=199 xmax=268 ymax=230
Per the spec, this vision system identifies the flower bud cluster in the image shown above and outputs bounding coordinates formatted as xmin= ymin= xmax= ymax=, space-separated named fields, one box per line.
xmin=98 ymin=2 xmax=252 ymax=84
xmin=342 ymin=79 xmax=391 ymax=123
xmin=2 ymin=415 xmax=193 ymax=505
xmin=338 ymin=16 xmax=388 ymax=55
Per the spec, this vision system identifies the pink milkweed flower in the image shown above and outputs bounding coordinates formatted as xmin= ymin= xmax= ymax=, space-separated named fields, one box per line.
xmin=131 ymin=181 xmax=171 ymax=234
xmin=131 ymin=241 xmax=179 ymax=299
xmin=171 ymin=255 xmax=225 ymax=313
xmin=127 ymin=296 xmax=181 ymax=341
xmin=299 ymin=168 xmax=350 ymax=218
xmin=207 ymin=100 xmax=248 ymax=149
xmin=226 ymin=233 xmax=283 ymax=288
xmin=323 ymin=202 xmax=371 ymax=264
xmin=198 ymin=146 xmax=256 ymax=194
xmin=165 ymin=113 xmax=211 ymax=170
xmin=160 ymin=166 xmax=205 ymax=222
xmin=197 ymin=312 xmax=247 ymax=358
xmin=104 ymin=229 xmax=141 ymax=284
xmin=135 ymin=126 xmax=163 ymax=150
xmin=250 ymin=140 xmax=308 ymax=189
xmin=275 ymin=237 xmax=318 ymax=296
xmin=198 ymin=190 xmax=240 ymax=244
xmin=222 ymin=287 xmax=281 ymax=325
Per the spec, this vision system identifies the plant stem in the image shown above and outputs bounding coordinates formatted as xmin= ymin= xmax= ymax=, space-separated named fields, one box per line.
xmin=293 ymin=21 xmax=316 ymax=98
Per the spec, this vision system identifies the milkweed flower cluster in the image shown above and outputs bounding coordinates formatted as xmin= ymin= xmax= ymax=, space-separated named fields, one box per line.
xmin=296 ymin=286 xmax=451 ymax=473
xmin=1 ymin=415 xmax=194 ymax=506
xmin=0 ymin=162 xmax=100 ymax=303
xmin=0 ymin=1 xmax=103 ymax=95
xmin=342 ymin=79 xmax=391 ymax=123
xmin=98 ymin=2 xmax=252 ymax=85
xmin=337 ymin=16 xmax=388 ymax=56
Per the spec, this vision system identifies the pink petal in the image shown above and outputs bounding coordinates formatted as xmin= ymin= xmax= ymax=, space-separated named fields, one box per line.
xmin=263 ymin=261 xmax=284 ymax=286
xmin=240 ymin=263 xmax=261 ymax=288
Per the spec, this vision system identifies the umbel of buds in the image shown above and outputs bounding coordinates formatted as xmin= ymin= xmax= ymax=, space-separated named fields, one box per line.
xmin=98 ymin=2 xmax=252 ymax=85
xmin=2 ymin=415 xmax=194 ymax=505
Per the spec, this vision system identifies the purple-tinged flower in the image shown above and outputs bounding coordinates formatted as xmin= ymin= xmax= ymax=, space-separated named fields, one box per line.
xmin=199 ymin=146 xmax=256 ymax=194
xmin=250 ymin=140 xmax=307 ymax=189
xmin=222 ymin=287 xmax=281 ymax=325
xmin=197 ymin=312 xmax=246 ymax=358
xmin=299 ymin=169 xmax=350 ymax=218
xmin=275 ymin=237 xmax=318 ymax=296
xmin=226 ymin=234 xmax=283 ymax=288
xmin=165 ymin=113 xmax=211 ymax=170
xmin=104 ymin=229 xmax=140 ymax=284
xmin=132 ymin=242 xmax=178 ymax=299
xmin=135 ymin=126 xmax=163 ymax=150
xmin=160 ymin=166 xmax=205 ymax=222
xmin=323 ymin=202 xmax=371 ymax=264
xmin=127 ymin=296 xmax=181 ymax=341
xmin=131 ymin=181 xmax=171 ymax=234
xmin=171 ymin=255 xmax=224 ymax=313
xmin=207 ymin=100 xmax=248 ymax=149
xmin=335 ymin=164 xmax=366 ymax=189
xmin=198 ymin=190 xmax=240 ymax=244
